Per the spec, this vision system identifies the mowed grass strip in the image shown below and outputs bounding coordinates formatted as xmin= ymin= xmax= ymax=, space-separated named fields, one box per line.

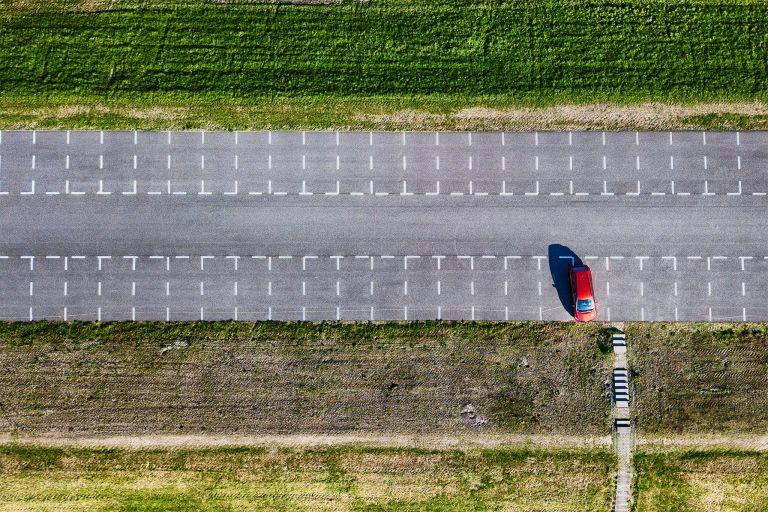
xmin=0 ymin=321 xmax=613 ymax=436
xmin=634 ymin=450 xmax=768 ymax=512
xmin=627 ymin=322 xmax=768 ymax=434
xmin=0 ymin=444 xmax=616 ymax=512
xmin=0 ymin=0 xmax=767 ymax=130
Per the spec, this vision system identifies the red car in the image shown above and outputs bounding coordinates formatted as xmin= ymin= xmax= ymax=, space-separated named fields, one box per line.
xmin=570 ymin=264 xmax=597 ymax=322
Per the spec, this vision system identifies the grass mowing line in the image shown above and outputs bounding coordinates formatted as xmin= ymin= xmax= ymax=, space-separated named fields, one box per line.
xmin=0 ymin=444 xmax=617 ymax=512
xmin=0 ymin=1 xmax=767 ymax=130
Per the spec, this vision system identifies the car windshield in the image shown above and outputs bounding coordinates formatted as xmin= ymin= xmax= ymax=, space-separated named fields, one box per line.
xmin=576 ymin=298 xmax=594 ymax=312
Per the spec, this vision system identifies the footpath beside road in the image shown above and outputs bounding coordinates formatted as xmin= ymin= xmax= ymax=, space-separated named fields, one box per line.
xmin=612 ymin=324 xmax=632 ymax=512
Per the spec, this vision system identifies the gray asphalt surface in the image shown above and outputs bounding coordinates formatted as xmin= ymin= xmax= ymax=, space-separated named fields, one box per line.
xmin=1 ymin=130 xmax=767 ymax=321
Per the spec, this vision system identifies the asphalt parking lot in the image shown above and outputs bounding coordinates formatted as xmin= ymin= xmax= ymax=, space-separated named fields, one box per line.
xmin=1 ymin=130 xmax=767 ymax=321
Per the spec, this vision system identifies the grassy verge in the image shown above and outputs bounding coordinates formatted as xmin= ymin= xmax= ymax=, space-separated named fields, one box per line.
xmin=627 ymin=322 xmax=768 ymax=434
xmin=0 ymin=321 xmax=614 ymax=436
xmin=1 ymin=0 xmax=767 ymax=130
xmin=0 ymin=444 xmax=616 ymax=511
xmin=634 ymin=450 xmax=768 ymax=511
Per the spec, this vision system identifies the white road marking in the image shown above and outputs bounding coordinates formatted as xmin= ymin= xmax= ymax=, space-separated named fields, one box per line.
xmin=738 ymin=155 xmax=742 ymax=170
xmin=709 ymin=307 xmax=713 ymax=322
xmin=602 ymin=131 xmax=606 ymax=146
xmin=674 ymin=307 xmax=679 ymax=321
xmin=569 ymin=131 xmax=573 ymax=146
xmin=97 ymin=255 xmax=111 ymax=270
xmin=669 ymin=131 xmax=673 ymax=145
xmin=437 ymin=280 xmax=442 ymax=295
xmin=64 ymin=281 xmax=68 ymax=296
xmin=302 ymin=255 xmax=317 ymax=270
xmin=736 ymin=131 xmax=740 ymax=145
xmin=674 ymin=281 xmax=678 ymax=296
xmin=702 ymin=131 xmax=706 ymax=145
xmin=457 ymin=255 xmax=474 ymax=270
xmin=739 ymin=256 xmax=752 ymax=271
xmin=404 ymin=281 xmax=408 ymax=295
xmin=21 ymin=180 xmax=35 ymax=195
xmin=532 ymin=256 xmax=546 ymax=270
xmin=727 ymin=181 xmax=742 ymax=196
xmin=132 ymin=282 xmax=136 ymax=296
xmin=20 ymin=256 xmax=34 ymax=270
xmin=703 ymin=180 xmax=714 ymax=196
xmin=603 ymin=155 xmax=607 ymax=170
xmin=602 ymin=181 xmax=613 ymax=196
xmin=432 ymin=255 xmax=445 ymax=270
xmin=525 ymin=181 xmax=539 ymax=196
xmin=704 ymin=155 xmax=708 ymax=170
xmin=708 ymin=281 xmax=712 ymax=296
xmin=200 ymin=255 xmax=214 ymax=270
xmin=29 ymin=281 xmax=33 ymax=296
xmin=501 ymin=181 xmax=512 ymax=196
xmin=606 ymin=281 xmax=610 ymax=296
xmin=426 ymin=181 xmax=440 ymax=196
xmin=569 ymin=156 xmax=573 ymax=171
xmin=538 ymin=281 xmax=542 ymax=296
xmin=224 ymin=181 xmax=239 ymax=195
xmin=743 ymin=308 xmax=747 ymax=321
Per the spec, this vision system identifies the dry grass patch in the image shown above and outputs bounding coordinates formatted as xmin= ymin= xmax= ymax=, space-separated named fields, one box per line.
xmin=0 ymin=444 xmax=616 ymax=512
xmin=634 ymin=450 xmax=768 ymax=512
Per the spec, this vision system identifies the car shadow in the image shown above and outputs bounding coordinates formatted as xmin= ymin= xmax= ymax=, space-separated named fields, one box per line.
xmin=548 ymin=244 xmax=584 ymax=316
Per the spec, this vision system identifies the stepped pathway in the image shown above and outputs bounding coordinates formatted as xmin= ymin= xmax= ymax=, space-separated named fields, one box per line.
xmin=612 ymin=324 xmax=632 ymax=512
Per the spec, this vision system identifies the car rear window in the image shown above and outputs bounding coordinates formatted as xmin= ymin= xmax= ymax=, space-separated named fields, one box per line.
xmin=576 ymin=298 xmax=594 ymax=312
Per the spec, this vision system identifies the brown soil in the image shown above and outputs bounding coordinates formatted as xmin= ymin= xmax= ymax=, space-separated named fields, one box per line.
xmin=0 ymin=328 xmax=612 ymax=437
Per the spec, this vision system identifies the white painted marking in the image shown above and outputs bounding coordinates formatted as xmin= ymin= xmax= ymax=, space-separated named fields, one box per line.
xmin=675 ymin=307 xmax=678 ymax=321
xmin=31 ymin=155 xmax=36 ymax=169
xmin=28 ymin=307 xmax=33 ymax=321
xmin=302 ymin=255 xmax=318 ymax=270
xmin=635 ymin=131 xmax=640 ymax=145
xmin=457 ymin=255 xmax=474 ymax=270
xmin=669 ymin=131 xmax=673 ymax=145
xmin=200 ymin=281 xmax=205 ymax=296
xmin=402 ymin=131 xmax=406 ymax=146
xmin=66 ymin=131 xmax=70 ymax=145
xmin=235 ymin=131 xmax=239 ymax=145
xmin=21 ymin=256 xmax=35 ymax=270
xmin=743 ymin=308 xmax=747 ymax=321
xmin=502 ymin=156 xmax=506 ymax=171
xmin=641 ymin=307 xmax=645 ymax=321
xmin=674 ymin=281 xmax=678 ymax=296
xmin=64 ymin=281 xmax=68 ymax=296
xmin=504 ymin=281 xmax=508 ymax=296
xmin=606 ymin=281 xmax=610 ymax=296
xmin=302 ymin=131 xmax=306 ymax=145
xmin=224 ymin=180 xmax=239 ymax=195
xmin=708 ymin=281 xmax=712 ymax=296
xmin=302 ymin=281 xmax=306 ymax=296
xmin=166 ymin=281 xmax=170 ymax=296
xmin=336 ymin=154 xmax=340 ymax=171
xmin=336 ymin=131 xmax=340 ymax=146
xmin=200 ymin=255 xmax=214 ymax=270
xmin=167 ymin=131 xmax=171 ymax=145
xmin=400 ymin=180 xmax=413 ymax=196
xmin=671 ymin=181 xmax=675 ymax=195
xmin=736 ymin=131 xmax=740 ymax=145
xmin=539 ymin=306 xmax=543 ymax=321
xmin=602 ymin=155 xmax=607 ymax=170
xmin=569 ymin=155 xmax=573 ymax=171
xmin=369 ymin=131 xmax=373 ymax=146
xmin=325 ymin=181 xmax=340 ymax=196
xmin=45 ymin=191 xmax=60 ymax=196
xmin=97 ymin=256 xmax=111 ymax=270
xmin=704 ymin=155 xmax=708 ymax=170
xmin=640 ymin=281 xmax=644 ymax=297
xmin=331 ymin=255 xmax=343 ymax=270
xmin=268 ymin=154 xmax=272 ymax=170
xmin=268 ymin=281 xmax=272 ymax=296
xmin=532 ymin=256 xmax=546 ymax=271
xmin=268 ymin=307 xmax=272 ymax=321
xmin=636 ymin=155 xmax=640 ymax=171
xmin=535 ymin=155 xmax=539 ymax=171
xmin=404 ymin=281 xmax=408 ymax=296
xmin=20 ymin=181 xmax=35 ymax=195
xmin=432 ymin=255 xmax=445 ymax=270
xmin=569 ymin=131 xmax=573 ymax=145
xmin=538 ymin=281 xmax=542 ymax=296
xmin=727 ymin=181 xmax=742 ymax=196
xmin=132 ymin=282 xmax=136 ymax=296
xmin=525 ymin=181 xmax=539 ymax=196
xmin=709 ymin=307 xmax=713 ymax=322
xmin=336 ymin=281 xmax=340 ymax=296
xmin=739 ymin=256 xmax=752 ymax=271
xmin=602 ymin=181 xmax=613 ymax=196
xmin=570 ymin=180 xmax=574 ymax=195
xmin=703 ymin=180 xmax=714 ymax=196
xmin=29 ymin=281 xmax=33 ymax=296
xmin=501 ymin=181 xmax=512 ymax=196
xmin=737 ymin=155 xmax=742 ymax=170
xmin=99 ymin=154 xmax=104 ymax=169
xmin=369 ymin=281 xmax=374 ymax=296
xmin=167 ymin=154 xmax=171 ymax=169
xmin=702 ymin=131 xmax=706 ymax=145
xmin=602 ymin=131 xmax=606 ymax=145
xmin=607 ymin=307 xmax=610 ymax=321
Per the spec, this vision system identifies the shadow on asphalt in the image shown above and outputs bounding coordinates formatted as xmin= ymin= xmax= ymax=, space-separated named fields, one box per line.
xmin=548 ymin=244 xmax=583 ymax=316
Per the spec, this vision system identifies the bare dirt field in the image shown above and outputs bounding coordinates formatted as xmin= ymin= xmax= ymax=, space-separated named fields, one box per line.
xmin=628 ymin=322 xmax=768 ymax=434
xmin=0 ymin=322 xmax=613 ymax=438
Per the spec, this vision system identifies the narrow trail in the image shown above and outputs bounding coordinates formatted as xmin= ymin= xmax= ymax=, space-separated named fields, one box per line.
xmin=612 ymin=324 xmax=632 ymax=512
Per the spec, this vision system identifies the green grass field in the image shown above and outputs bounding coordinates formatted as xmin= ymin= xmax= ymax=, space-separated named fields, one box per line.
xmin=1 ymin=0 xmax=767 ymax=130
xmin=0 ymin=444 xmax=616 ymax=511
xmin=634 ymin=450 xmax=768 ymax=512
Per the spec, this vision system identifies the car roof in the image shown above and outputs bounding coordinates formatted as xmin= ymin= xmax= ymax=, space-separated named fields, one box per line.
xmin=573 ymin=267 xmax=593 ymax=299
